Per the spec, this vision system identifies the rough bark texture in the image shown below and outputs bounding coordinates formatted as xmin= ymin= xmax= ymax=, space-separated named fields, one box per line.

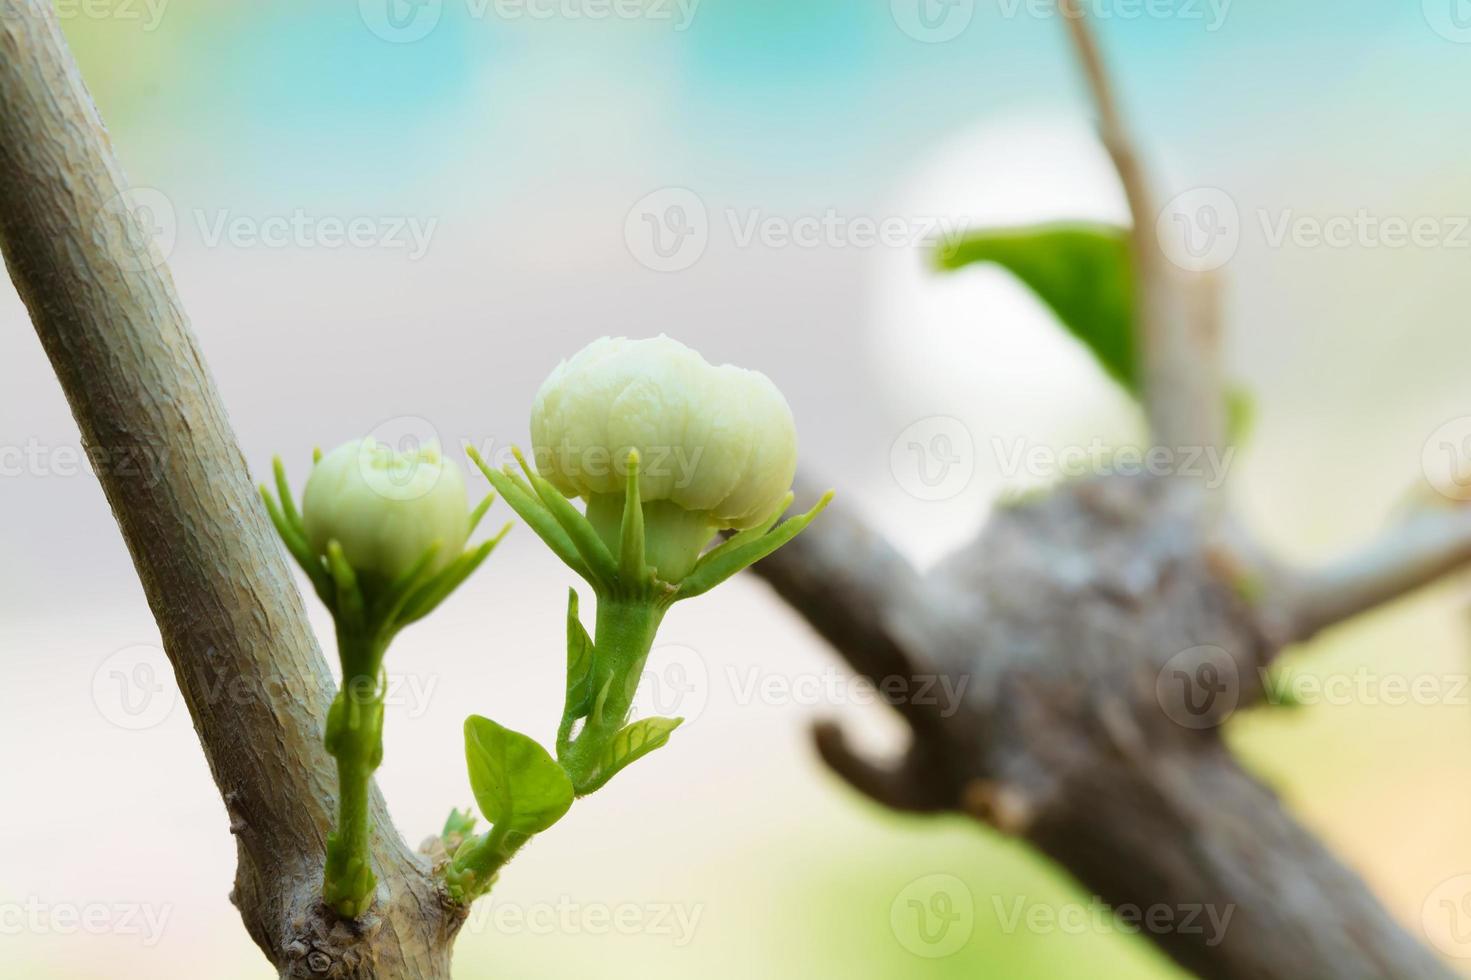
xmin=755 ymin=477 xmax=1460 ymax=979
xmin=0 ymin=3 xmax=462 ymax=976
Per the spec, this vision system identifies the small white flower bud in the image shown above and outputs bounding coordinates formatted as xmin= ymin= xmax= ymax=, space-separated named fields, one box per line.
xmin=303 ymin=439 xmax=469 ymax=582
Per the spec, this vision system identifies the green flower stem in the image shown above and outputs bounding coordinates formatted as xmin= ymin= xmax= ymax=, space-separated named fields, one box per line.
xmin=558 ymin=595 xmax=666 ymax=793
xmin=322 ymin=631 xmax=387 ymax=919
xmin=445 ymin=824 xmax=526 ymax=901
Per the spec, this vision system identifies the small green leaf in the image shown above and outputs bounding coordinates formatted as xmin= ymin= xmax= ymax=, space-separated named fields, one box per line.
xmin=937 ymin=223 xmax=1137 ymax=395
xmin=464 ymin=715 xmax=574 ymax=836
xmin=580 ymin=716 xmax=683 ymax=795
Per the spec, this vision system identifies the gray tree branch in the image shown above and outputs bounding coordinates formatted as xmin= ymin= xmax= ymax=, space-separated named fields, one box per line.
xmin=0 ymin=4 xmax=460 ymax=976
xmin=1280 ymin=506 xmax=1471 ymax=643
xmin=752 ymin=473 xmax=1457 ymax=979
xmin=1061 ymin=0 xmax=1225 ymax=454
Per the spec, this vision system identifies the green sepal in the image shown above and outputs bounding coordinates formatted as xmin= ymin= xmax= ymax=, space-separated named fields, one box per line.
xmin=398 ymin=524 xmax=512 ymax=626
xmin=678 ymin=491 xmax=833 ymax=600
xmin=463 ymin=715 xmax=575 ymax=837
xmin=259 ymin=459 xmax=333 ymax=605
xmin=511 ymin=448 xmax=618 ymax=586
xmin=558 ymin=590 xmax=596 ymax=753
xmin=577 ymin=716 xmax=683 ymax=796
xmin=326 ymin=541 xmax=367 ymax=635
xmin=694 ymin=491 xmax=793 ymax=570
xmin=467 ymin=446 xmax=593 ymax=583
xmin=618 ymin=450 xmax=651 ymax=587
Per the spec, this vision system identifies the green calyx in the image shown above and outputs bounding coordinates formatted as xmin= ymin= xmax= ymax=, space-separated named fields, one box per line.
xmin=466 ymin=445 xmax=831 ymax=603
xmin=262 ymin=455 xmax=512 ymax=647
xmin=260 ymin=453 xmax=509 ymax=920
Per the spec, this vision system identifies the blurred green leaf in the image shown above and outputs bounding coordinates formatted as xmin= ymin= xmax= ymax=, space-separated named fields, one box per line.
xmin=1226 ymin=385 xmax=1256 ymax=447
xmin=937 ymin=223 xmax=1136 ymax=395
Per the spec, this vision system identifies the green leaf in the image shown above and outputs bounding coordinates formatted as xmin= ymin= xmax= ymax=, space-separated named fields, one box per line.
xmin=580 ymin=716 xmax=683 ymax=795
xmin=463 ymin=715 xmax=574 ymax=836
xmin=937 ymin=223 xmax=1137 ymax=394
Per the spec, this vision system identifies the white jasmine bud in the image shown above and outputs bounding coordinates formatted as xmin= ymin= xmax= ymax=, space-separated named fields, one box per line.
xmin=530 ymin=336 xmax=798 ymax=581
xmin=302 ymin=439 xmax=470 ymax=582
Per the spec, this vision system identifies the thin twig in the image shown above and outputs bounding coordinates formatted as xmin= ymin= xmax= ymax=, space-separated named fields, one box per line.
xmin=1284 ymin=507 xmax=1471 ymax=642
xmin=1061 ymin=1 xmax=1225 ymax=453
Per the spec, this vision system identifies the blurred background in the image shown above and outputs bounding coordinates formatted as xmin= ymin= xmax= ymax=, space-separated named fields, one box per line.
xmin=3 ymin=0 xmax=1471 ymax=975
